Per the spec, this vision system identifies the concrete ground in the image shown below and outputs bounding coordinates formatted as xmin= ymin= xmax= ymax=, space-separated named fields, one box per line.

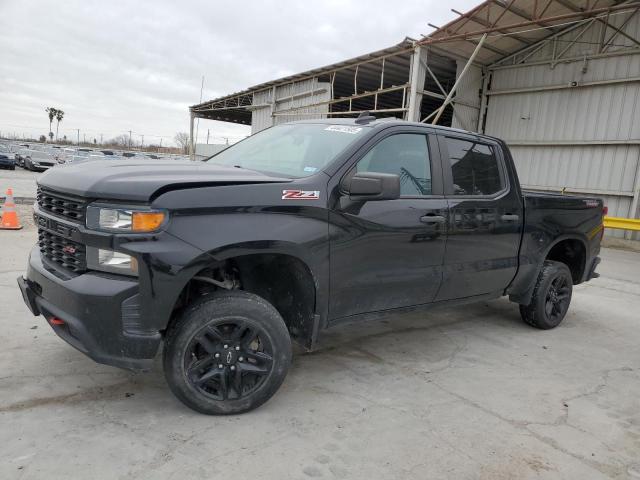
xmin=0 ymin=168 xmax=40 ymax=199
xmin=0 ymin=213 xmax=639 ymax=480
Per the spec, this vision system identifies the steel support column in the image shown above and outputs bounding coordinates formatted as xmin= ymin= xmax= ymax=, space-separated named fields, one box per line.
xmin=432 ymin=33 xmax=487 ymax=125
xmin=477 ymin=69 xmax=491 ymax=132
xmin=189 ymin=112 xmax=195 ymax=160
xmin=628 ymin=154 xmax=640 ymax=239
xmin=407 ymin=46 xmax=427 ymax=122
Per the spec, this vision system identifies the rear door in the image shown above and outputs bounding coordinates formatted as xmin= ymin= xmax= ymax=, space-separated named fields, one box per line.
xmin=435 ymin=134 xmax=523 ymax=301
xmin=328 ymin=127 xmax=448 ymax=320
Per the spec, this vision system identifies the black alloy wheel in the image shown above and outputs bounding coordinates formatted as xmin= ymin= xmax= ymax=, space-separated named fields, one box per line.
xmin=544 ymin=275 xmax=571 ymax=324
xmin=520 ymin=260 xmax=573 ymax=330
xmin=164 ymin=290 xmax=292 ymax=415
xmin=184 ymin=319 xmax=274 ymax=401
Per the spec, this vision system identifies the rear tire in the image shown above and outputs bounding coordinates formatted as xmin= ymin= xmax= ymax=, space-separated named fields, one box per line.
xmin=163 ymin=290 xmax=292 ymax=415
xmin=520 ymin=260 xmax=573 ymax=330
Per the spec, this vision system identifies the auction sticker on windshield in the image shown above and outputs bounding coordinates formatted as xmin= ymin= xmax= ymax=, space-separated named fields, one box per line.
xmin=282 ymin=190 xmax=320 ymax=200
xmin=324 ymin=125 xmax=362 ymax=134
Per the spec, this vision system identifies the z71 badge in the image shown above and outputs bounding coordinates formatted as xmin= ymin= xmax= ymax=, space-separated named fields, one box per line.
xmin=282 ymin=190 xmax=320 ymax=200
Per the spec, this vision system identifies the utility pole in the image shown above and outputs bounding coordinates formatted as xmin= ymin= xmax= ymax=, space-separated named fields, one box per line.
xmin=77 ymin=129 xmax=80 ymax=145
xmin=195 ymin=75 xmax=204 ymax=148
xmin=83 ymin=133 xmax=86 ymax=144
xmin=159 ymin=138 xmax=162 ymax=153
xmin=128 ymin=130 xmax=132 ymax=149
xmin=100 ymin=134 xmax=103 ymax=145
xmin=140 ymin=135 xmax=144 ymax=148
xmin=206 ymin=129 xmax=210 ymax=144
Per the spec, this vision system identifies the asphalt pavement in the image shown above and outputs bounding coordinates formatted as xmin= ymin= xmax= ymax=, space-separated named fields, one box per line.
xmin=0 ymin=168 xmax=40 ymax=199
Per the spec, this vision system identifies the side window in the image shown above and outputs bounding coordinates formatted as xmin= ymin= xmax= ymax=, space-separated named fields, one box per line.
xmin=356 ymin=133 xmax=432 ymax=196
xmin=444 ymin=137 xmax=504 ymax=196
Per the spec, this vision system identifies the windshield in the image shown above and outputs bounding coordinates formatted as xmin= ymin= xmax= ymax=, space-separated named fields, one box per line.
xmin=206 ymin=123 xmax=369 ymax=177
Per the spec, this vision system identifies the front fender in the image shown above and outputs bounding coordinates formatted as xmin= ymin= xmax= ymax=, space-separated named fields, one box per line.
xmin=140 ymin=207 xmax=330 ymax=333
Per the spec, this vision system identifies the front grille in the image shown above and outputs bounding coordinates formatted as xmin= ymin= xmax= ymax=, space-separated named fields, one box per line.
xmin=37 ymin=187 xmax=88 ymax=223
xmin=38 ymin=230 xmax=87 ymax=273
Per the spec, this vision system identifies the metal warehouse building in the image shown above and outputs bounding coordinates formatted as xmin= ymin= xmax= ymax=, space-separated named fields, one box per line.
xmin=190 ymin=0 xmax=640 ymax=238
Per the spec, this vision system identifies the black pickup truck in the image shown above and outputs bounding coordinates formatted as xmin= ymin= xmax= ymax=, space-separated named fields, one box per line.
xmin=18 ymin=117 xmax=604 ymax=414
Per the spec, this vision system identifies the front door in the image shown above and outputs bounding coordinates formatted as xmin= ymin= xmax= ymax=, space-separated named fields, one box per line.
xmin=329 ymin=130 xmax=448 ymax=320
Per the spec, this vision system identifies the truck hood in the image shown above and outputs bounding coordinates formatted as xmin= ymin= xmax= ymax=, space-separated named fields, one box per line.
xmin=38 ymin=160 xmax=292 ymax=202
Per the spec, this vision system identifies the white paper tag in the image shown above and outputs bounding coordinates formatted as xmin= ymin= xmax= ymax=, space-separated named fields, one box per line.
xmin=324 ymin=125 xmax=362 ymax=134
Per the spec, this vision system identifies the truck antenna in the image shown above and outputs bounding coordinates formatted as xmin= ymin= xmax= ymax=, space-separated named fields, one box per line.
xmin=355 ymin=111 xmax=376 ymax=125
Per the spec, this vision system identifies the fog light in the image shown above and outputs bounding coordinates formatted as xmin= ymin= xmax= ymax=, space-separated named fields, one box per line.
xmin=87 ymin=247 xmax=138 ymax=276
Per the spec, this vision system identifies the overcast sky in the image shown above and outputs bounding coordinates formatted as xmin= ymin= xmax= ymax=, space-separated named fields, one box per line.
xmin=0 ymin=0 xmax=477 ymax=146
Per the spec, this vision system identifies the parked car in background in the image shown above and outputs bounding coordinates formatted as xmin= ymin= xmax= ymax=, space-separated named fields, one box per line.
xmin=61 ymin=154 xmax=102 ymax=165
xmin=23 ymin=149 xmax=56 ymax=171
xmin=0 ymin=144 xmax=16 ymax=170
xmin=55 ymin=148 xmax=78 ymax=165
xmin=14 ymin=143 xmax=39 ymax=168
xmin=14 ymin=147 xmax=32 ymax=168
xmin=3 ymin=143 xmax=23 ymax=155
xmin=121 ymin=152 xmax=148 ymax=159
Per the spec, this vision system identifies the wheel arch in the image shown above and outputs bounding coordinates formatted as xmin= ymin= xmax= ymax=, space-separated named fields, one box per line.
xmin=508 ymin=233 xmax=588 ymax=306
xmin=165 ymin=242 xmax=322 ymax=350
xmin=542 ymin=236 xmax=587 ymax=284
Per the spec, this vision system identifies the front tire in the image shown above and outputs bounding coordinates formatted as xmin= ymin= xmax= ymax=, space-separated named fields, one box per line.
xmin=520 ymin=260 xmax=573 ymax=330
xmin=163 ymin=290 xmax=292 ymax=415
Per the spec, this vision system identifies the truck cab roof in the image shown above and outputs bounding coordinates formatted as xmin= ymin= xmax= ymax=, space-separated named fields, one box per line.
xmin=289 ymin=117 xmax=496 ymax=142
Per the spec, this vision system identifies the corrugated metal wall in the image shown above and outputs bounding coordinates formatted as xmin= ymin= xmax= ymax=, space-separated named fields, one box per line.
xmin=251 ymin=79 xmax=330 ymax=133
xmin=251 ymin=89 xmax=273 ymax=134
xmin=194 ymin=143 xmax=228 ymax=160
xmin=451 ymin=62 xmax=482 ymax=132
xmin=481 ymin=12 xmax=640 ymax=238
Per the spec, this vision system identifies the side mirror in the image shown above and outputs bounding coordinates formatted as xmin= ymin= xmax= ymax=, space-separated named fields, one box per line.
xmin=347 ymin=171 xmax=400 ymax=201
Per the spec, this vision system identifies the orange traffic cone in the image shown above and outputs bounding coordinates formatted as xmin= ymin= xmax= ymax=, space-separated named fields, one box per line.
xmin=0 ymin=188 xmax=23 ymax=230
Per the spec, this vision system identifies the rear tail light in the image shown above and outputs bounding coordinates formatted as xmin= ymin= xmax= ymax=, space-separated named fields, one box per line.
xmin=602 ymin=206 xmax=608 ymax=217
xmin=49 ymin=317 xmax=65 ymax=326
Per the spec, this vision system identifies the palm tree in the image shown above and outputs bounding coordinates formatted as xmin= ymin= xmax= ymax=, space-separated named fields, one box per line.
xmin=45 ymin=107 xmax=57 ymax=142
xmin=55 ymin=109 xmax=64 ymax=141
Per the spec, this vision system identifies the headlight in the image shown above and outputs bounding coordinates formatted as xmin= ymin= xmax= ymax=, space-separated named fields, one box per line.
xmin=86 ymin=205 xmax=167 ymax=233
xmin=86 ymin=247 xmax=138 ymax=276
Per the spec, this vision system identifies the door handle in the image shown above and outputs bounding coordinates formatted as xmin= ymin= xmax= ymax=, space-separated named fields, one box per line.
xmin=501 ymin=214 xmax=520 ymax=222
xmin=420 ymin=215 xmax=446 ymax=224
